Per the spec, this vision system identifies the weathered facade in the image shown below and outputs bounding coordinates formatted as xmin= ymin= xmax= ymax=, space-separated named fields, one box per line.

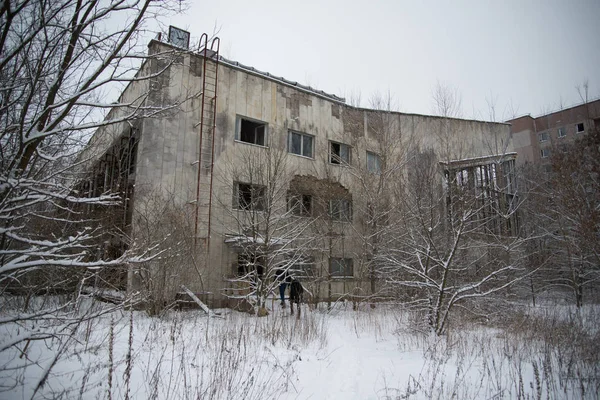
xmin=83 ymin=33 xmax=516 ymax=308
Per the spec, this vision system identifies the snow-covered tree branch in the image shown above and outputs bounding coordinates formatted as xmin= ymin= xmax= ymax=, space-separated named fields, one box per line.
xmin=0 ymin=0 xmax=189 ymax=395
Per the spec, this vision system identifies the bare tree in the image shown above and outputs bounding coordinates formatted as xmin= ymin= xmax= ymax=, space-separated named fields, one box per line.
xmin=525 ymin=115 xmax=600 ymax=306
xmin=517 ymin=81 xmax=600 ymax=307
xmin=217 ymin=146 xmax=316 ymax=316
xmin=375 ymin=84 xmax=526 ymax=335
xmin=380 ymin=148 xmax=526 ymax=335
xmin=0 ymin=0 xmax=188 ymax=395
xmin=0 ymin=0 xmax=191 ymax=281
xmin=344 ymin=92 xmax=412 ymax=305
xmin=431 ymin=80 xmax=463 ymax=119
xmin=130 ymin=189 xmax=205 ymax=315
xmin=301 ymin=168 xmax=354 ymax=310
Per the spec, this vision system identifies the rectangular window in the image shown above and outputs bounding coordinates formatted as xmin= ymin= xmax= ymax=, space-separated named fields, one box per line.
xmin=538 ymin=132 xmax=549 ymax=142
xmin=288 ymin=193 xmax=312 ymax=216
xmin=329 ymin=258 xmax=353 ymax=278
xmin=540 ymin=148 xmax=551 ymax=159
xmin=235 ymin=182 xmax=265 ymax=211
xmin=329 ymin=199 xmax=352 ymax=221
xmin=329 ymin=141 xmax=351 ymax=165
xmin=576 ymin=122 xmax=585 ymax=133
xmin=366 ymin=151 xmax=381 ymax=174
xmin=237 ymin=117 xmax=267 ymax=146
xmin=288 ymin=131 xmax=314 ymax=158
xmin=557 ymin=127 xmax=566 ymax=138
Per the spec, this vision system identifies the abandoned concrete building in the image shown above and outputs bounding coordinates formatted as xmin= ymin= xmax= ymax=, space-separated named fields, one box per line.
xmin=508 ymin=98 xmax=600 ymax=168
xmin=81 ymin=29 xmax=518 ymax=308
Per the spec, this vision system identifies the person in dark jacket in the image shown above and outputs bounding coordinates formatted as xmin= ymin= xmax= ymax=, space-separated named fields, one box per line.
xmin=275 ymin=269 xmax=288 ymax=307
xmin=289 ymin=278 xmax=304 ymax=316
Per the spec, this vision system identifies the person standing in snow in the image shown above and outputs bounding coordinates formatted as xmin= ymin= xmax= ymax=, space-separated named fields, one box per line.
xmin=275 ymin=268 xmax=288 ymax=307
xmin=289 ymin=278 xmax=304 ymax=317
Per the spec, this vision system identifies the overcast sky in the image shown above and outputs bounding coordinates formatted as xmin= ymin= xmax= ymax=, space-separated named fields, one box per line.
xmin=165 ymin=0 xmax=600 ymax=121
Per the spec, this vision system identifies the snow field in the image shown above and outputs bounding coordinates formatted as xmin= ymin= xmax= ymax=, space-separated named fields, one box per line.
xmin=1 ymin=299 xmax=598 ymax=399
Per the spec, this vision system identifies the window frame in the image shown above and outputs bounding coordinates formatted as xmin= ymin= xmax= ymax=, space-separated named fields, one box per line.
xmin=540 ymin=148 xmax=551 ymax=159
xmin=329 ymin=198 xmax=352 ymax=221
xmin=236 ymin=116 xmax=268 ymax=147
xmin=288 ymin=130 xmax=314 ymax=158
xmin=329 ymin=141 xmax=351 ymax=165
xmin=538 ymin=132 xmax=549 ymax=142
xmin=288 ymin=193 xmax=313 ymax=217
xmin=234 ymin=181 xmax=266 ymax=211
xmin=557 ymin=126 xmax=566 ymax=138
xmin=576 ymin=122 xmax=585 ymax=133
xmin=366 ymin=151 xmax=382 ymax=174
xmin=329 ymin=257 xmax=354 ymax=278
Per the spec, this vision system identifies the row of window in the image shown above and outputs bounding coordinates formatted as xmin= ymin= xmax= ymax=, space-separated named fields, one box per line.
xmin=237 ymin=254 xmax=354 ymax=278
xmin=538 ymin=122 xmax=585 ymax=142
xmin=234 ymin=182 xmax=353 ymax=220
xmin=236 ymin=116 xmax=382 ymax=173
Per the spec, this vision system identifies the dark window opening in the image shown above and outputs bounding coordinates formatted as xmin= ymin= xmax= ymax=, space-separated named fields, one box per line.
xmin=330 ymin=199 xmax=352 ymax=221
xmin=329 ymin=257 xmax=353 ymax=277
xmin=238 ymin=118 xmax=267 ymax=146
xmin=289 ymin=193 xmax=312 ymax=216
xmin=330 ymin=141 xmax=350 ymax=164
xmin=576 ymin=122 xmax=585 ymax=133
xmin=236 ymin=182 xmax=265 ymax=211
xmin=237 ymin=253 xmax=264 ymax=277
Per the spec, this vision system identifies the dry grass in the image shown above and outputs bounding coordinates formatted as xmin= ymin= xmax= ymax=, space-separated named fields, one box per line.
xmin=2 ymin=296 xmax=599 ymax=399
xmin=382 ymin=300 xmax=600 ymax=399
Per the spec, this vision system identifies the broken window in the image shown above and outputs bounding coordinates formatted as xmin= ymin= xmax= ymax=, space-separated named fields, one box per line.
xmin=288 ymin=131 xmax=314 ymax=158
xmin=329 ymin=257 xmax=353 ymax=278
xmin=237 ymin=117 xmax=267 ymax=146
xmin=329 ymin=199 xmax=352 ymax=221
xmin=235 ymin=182 xmax=265 ymax=211
xmin=366 ymin=151 xmax=381 ymax=174
xmin=288 ymin=193 xmax=312 ymax=216
xmin=538 ymin=132 xmax=549 ymax=142
xmin=576 ymin=122 xmax=585 ymax=133
xmin=540 ymin=148 xmax=551 ymax=158
xmin=329 ymin=141 xmax=350 ymax=165
xmin=557 ymin=127 xmax=566 ymax=138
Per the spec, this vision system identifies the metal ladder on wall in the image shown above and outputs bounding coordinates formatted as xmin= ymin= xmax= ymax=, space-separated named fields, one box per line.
xmin=194 ymin=33 xmax=220 ymax=246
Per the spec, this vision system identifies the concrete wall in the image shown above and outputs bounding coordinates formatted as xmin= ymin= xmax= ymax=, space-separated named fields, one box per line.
xmin=509 ymin=115 xmax=535 ymax=166
xmin=134 ymin=44 xmax=204 ymax=204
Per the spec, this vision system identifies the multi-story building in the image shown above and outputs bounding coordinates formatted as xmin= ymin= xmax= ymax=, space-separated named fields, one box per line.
xmin=509 ymin=99 xmax=600 ymax=167
xmin=81 ymin=29 xmax=517 ymax=308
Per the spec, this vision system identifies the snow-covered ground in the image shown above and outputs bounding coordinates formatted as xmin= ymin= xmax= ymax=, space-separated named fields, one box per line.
xmin=1 ymin=298 xmax=598 ymax=399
